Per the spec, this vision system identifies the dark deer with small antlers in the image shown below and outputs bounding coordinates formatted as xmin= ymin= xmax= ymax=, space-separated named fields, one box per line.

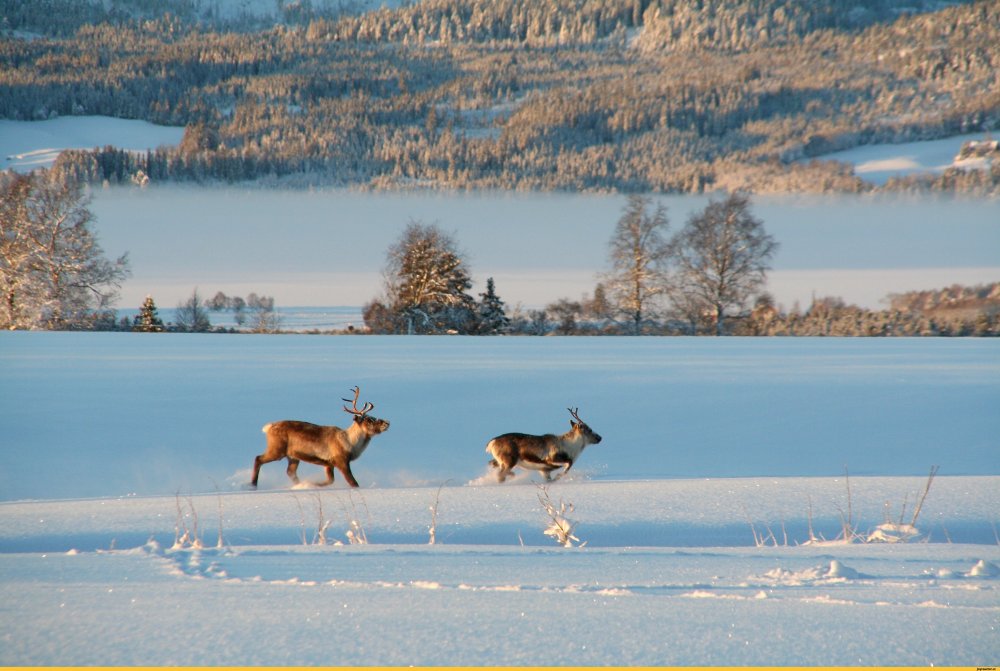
xmin=251 ymin=387 xmax=390 ymax=488
xmin=486 ymin=408 xmax=602 ymax=483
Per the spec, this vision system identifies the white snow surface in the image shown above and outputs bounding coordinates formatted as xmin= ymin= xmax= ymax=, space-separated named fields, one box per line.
xmin=0 ymin=116 xmax=184 ymax=172
xmin=1 ymin=333 xmax=999 ymax=666
xmin=815 ymin=132 xmax=996 ymax=185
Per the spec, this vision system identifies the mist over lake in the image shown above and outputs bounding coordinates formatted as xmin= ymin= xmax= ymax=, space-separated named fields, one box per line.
xmin=90 ymin=186 xmax=999 ymax=313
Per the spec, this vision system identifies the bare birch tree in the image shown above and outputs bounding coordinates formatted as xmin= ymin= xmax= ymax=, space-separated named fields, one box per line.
xmin=0 ymin=171 xmax=129 ymax=330
xmin=603 ymin=195 xmax=672 ymax=335
xmin=670 ymin=193 xmax=778 ymax=336
xmin=175 ymin=288 xmax=211 ymax=332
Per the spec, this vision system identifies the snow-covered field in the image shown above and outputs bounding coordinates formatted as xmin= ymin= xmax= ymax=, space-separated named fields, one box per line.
xmin=1 ymin=334 xmax=998 ymax=665
xmin=816 ymin=132 xmax=996 ymax=185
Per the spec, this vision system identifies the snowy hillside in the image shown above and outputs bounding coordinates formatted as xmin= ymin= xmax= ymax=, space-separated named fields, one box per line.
xmin=200 ymin=0 xmax=410 ymax=22
xmin=1 ymin=334 xmax=998 ymax=665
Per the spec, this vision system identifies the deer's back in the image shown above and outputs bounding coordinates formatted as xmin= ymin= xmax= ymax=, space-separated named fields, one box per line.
xmin=490 ymin=432 xmax=559 ymax=455
xmin=266 ymin=420 xmax=345 ymax=451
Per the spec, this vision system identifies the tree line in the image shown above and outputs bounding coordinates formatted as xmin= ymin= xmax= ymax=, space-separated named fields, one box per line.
xmin=125 ymin=289 xmax=281 ymax=333
xmin=360 ymin=193 xmax=1000 ymax=337
xmin=3 ymin=0 xmax=998 ymax=195
xmin=742 ymin=290 xmax=1000 ymax=337
xmin=2 ymin=168 xmax=996 ymax=335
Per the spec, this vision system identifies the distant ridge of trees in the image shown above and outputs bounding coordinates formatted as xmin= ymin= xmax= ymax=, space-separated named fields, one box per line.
xmin=2 ymin=0 xmax=998 ymax=194
xmin=889 ymin=282 xmax=1000 ymax=321
xmin=518 ymin=282 xmax=1000 ymax=337
xmin=356 ymin=195 xmax=997 ymax=337
xmin=742 ymin=283 xmax=1000 ymax=337
xmin=108 ymin=281 xmax=1000 ymax=336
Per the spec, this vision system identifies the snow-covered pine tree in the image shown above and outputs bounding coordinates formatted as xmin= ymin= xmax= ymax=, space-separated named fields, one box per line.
xmin=133 ymin=294 xmax=164 ymax=332
xmin=379 ymin=221 xmax=477 ymax=334
xmin=477 ymin=277 xmax=510 ymax=335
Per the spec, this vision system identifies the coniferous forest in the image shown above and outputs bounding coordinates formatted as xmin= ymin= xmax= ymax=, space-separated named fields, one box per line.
xmin=2 ymin=0 xmax=998 ymax=194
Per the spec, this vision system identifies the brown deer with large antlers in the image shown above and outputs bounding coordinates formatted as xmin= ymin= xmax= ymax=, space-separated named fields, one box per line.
xmin=251 ymin=387 xmax=390 ymax=488
xmin=486 ymin=408 xmax=602 ymax=483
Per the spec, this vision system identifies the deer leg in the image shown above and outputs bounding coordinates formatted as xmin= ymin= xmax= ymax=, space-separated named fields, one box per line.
xmin=544 ymin=451 xmax=573 ymax=481
xmin=251 ymin=455 xmax=265 ymax=487
xmin=318 ymin=465 xmax=335 ymax=487
xmin=252 ymin=453 xmax=281 ymax=487
xmin=493 ymin=455 xmax=516 ymax=482
xmin=519 ymin=452 xmax=556 ymax=481
xmin=492 ymin=452 xmax=517 ymax=483
xmin=553 ymin=459 xmax=575 ymax=481
xmin=286 ymin=458 xmax=301 ymax=484
xmin=498 ymin=456 xmax=520 ymax=483
xmin=488 ymin=458 xmax=505 ymax=481
xmin=339 ymin=463 xmax=360 ymax=488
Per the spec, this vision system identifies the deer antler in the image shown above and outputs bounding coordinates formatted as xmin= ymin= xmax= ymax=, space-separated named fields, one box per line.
xmin=343 ymin=386 xmax=375 ymax=416
xmin=567 ymin=407 xmax=582 ymax=424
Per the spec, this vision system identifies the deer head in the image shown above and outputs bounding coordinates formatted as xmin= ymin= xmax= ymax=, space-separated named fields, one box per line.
xmin=343 ymin=386 xmax=389 ymax=435
xmin=568 ymin=407 xmax=602 ymax=444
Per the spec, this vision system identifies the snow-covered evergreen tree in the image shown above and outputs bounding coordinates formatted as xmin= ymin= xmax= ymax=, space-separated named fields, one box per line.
xmin=133 ymin=295 xmax=164 ymax=332
xmin=477 ymin=277 xmax=510 ymax=335
xmin=376 ymin=221 xmax=477 ymax=334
